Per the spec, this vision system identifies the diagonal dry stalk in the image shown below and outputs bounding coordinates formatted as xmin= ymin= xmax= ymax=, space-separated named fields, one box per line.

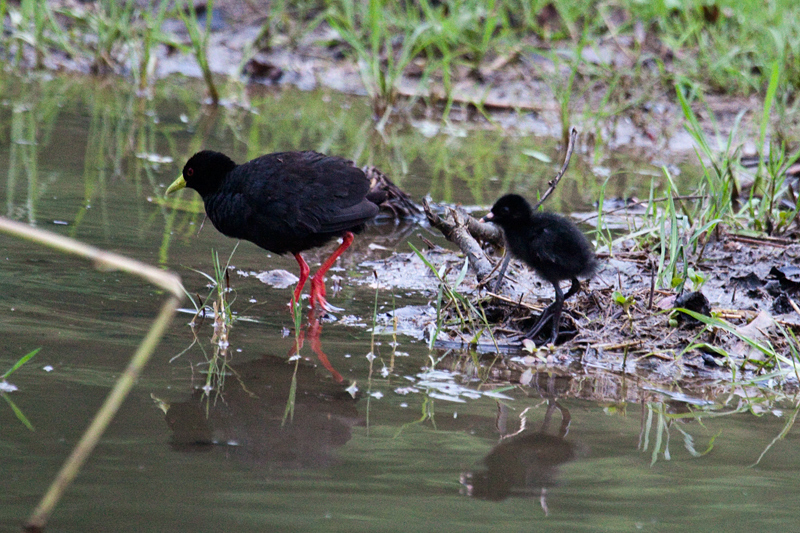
xmin=0 ymin=217 xmax=183 ymax=532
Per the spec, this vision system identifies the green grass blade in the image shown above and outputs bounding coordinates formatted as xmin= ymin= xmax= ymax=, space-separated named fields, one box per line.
xmin=3 ymin=347 xmax=41 ymax=379
xmin=759 ymin=61 xmax=780 ymax=156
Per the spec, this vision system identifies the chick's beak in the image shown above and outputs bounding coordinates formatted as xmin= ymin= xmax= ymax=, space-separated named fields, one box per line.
xmin=480 ymin=212 xmax=494 ymax=223
xmin=165 ymin=175 xmax=187 ymax=195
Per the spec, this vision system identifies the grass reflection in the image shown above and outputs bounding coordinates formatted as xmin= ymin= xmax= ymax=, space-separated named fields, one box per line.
xmin=0 ymin=347 xmax=40 ymax=431
xmin=1 ymin=73 xmax=655 ymax=275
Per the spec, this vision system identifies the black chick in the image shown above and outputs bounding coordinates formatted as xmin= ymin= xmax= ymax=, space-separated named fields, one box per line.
xmin=166 ymin=150 xmax=379 ymax=311
xmin=481 ymin=194 xmax=597 ymax=345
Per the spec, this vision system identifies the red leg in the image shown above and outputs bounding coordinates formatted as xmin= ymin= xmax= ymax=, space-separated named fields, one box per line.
xmin=310 ymin=232 xmax=354 ymax=311
xmin=292 ymin=252 xmax=310 ymax=307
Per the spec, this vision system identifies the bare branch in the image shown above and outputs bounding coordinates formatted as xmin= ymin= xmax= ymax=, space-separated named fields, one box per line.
xmin=532 ymin=126 xmax=578 ymax=210
xmin=422 ymin=198 xmax=494 ymax=280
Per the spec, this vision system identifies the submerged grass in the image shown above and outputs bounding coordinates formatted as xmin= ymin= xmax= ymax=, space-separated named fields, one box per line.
xmin=177 ymin=246 xmax=238 ymax=399
xmin=639 ymin=378 xmax=800 ymax=467
xmin=639 ymin=401 xmax=718 ymax=466
xmin=409 ymin=242 xmax=498 ymax=353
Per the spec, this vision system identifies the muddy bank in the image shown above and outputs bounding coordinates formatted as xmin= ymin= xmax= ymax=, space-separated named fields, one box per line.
xmin=155 ymin=16 xmax=764 ymax=157
xmin=339 ymin=233 xmax=800 ymax=387
xmin=234 ymin=200 xmax=800 ymax=392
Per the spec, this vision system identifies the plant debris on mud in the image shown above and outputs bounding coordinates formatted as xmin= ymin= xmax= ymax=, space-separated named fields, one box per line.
xmin=357 ymin=232 xmax=800 ymax=390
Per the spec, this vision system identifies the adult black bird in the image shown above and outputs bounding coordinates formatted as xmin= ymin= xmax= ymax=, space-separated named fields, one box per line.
xmin=166 ymin=150 xmax=380 ymax=312
xmin=481 ymin=194 xmax=597 ymax=345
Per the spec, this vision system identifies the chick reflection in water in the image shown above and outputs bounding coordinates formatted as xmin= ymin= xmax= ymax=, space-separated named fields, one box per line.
xmin=461 ymin=397 xmax=577 ymax=514
xmin=164 ymin=333 xmax=360 ymax=469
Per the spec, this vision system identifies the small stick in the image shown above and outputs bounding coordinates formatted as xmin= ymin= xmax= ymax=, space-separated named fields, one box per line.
xmin=418 ymin=234 xmax=439 ymax=250
xmin=477 ymin=252 xmax=510 ymax=287
xmin=486 ymin=291 xmax=544 ymax=312
xmin=493 ymin=254 xmax=512 ymax=293
xmin=532 ymin=126 xmax=579 ymax=211
xmin=728 ymin=234 xmax=791 ymax=248
xmin=633 ymin=351 xmax=674 ymax=362
xmin=787 ymin=295 xmax=800 ymax=317
xmin=592 ymin=340 xmax=644 ymax=351
xmin=647 ymin=256 xmax=656 ymax=310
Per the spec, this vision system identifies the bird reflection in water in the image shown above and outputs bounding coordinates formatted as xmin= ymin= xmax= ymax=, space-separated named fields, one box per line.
xmin=163 ymin=324 xmax=360 ymax=469
xmin=461 ymin=377 xmax=579 ymax=514
xmin=289 ymin=313 xmax=344 ymax=383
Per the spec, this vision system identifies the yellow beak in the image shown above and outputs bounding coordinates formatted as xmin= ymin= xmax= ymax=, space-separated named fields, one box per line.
xmin=165 ymin=175 xmax=187 ymax=195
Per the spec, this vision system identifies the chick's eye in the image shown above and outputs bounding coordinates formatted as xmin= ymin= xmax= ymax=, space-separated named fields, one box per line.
xmin=186 ymin=168 xmax=194 ymax=177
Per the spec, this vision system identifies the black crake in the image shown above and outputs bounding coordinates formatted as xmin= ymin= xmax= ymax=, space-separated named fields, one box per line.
xmin=482 ymin=194 xmax=597 ymax=344
xmin=167 ymin=150 xmax=379 ymax=311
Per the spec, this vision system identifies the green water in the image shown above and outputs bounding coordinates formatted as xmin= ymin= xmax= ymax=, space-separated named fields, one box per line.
xmin=0 ymin=75 xmax=798 ymax=532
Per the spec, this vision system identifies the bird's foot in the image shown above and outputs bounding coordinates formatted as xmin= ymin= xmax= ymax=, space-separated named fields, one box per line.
xmin=525 ymin=309 xmax=555 ymax=339
xmin=525 ymin=316 xmax=563 ymax=344
xmin=310 ymin=287 xmax=344 ymax=314
xmin=310 ymin=275 xmax=345 ymax=314
xmin=525 ymin=321 xmax=575 ymax=347
xmin=541 ymin=335 xmax=558 ymax=347
xmin=312 ymin=298 xmax=344 ymax=314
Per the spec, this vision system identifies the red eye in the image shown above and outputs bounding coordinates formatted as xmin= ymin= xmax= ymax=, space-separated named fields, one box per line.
xmin=186 ymin=168 xmax=194 ymax=177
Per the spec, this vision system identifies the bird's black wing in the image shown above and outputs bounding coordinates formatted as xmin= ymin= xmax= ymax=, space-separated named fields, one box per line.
xmin=282 ymin=151 xmax=378 ymax=233
xmin=528 ymin=215 xmax=594 ymax=275
xmin=213 ymin=151 xmax=377 ymax=254
xmin=528 ymin=224 xmax=565 ymax=267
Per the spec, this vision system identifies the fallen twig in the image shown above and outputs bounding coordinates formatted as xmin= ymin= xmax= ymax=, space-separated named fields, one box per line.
xmin=417 ymin=234 xmax=441 ymax=251
xmin=485 ymin=291 xmax=544 ymax=312
xmin=728 ymin=234 xmax=792 ymax=248
xmin=591 ymin=340 xmax=645 ymax=351
xmin=455 ymin=206 xmax=504 ymax=246
xmin=532 ymin=127 xmax=578 ymax=211
xmin=422 ymin=198 xmax=494 ymax=280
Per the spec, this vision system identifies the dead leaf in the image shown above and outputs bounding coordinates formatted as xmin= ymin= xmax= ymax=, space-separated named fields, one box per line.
xmin=728 ymin=310 xmax=776 ymax=362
